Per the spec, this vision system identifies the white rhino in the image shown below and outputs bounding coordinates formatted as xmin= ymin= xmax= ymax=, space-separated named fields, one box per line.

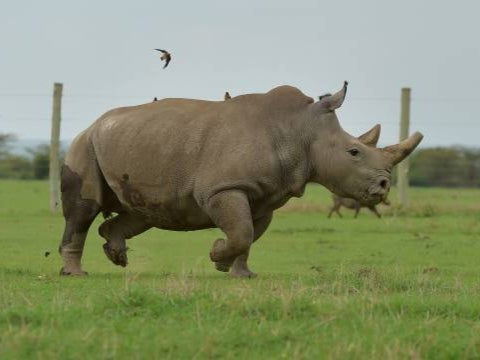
xmin=59 ymin=82 xmax=423 ymax=277
xmin=328 ymin=194 xmax=391 ymax=218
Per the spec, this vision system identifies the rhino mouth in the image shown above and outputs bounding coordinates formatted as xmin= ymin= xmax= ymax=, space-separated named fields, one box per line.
xmin=358 ymin=190 xmax=386 ymax=206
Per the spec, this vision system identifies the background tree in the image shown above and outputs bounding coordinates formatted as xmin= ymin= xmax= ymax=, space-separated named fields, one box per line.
xmin=0 ymin=133 xmax=33 ymax=179
xmin=27 ymin=144 xmax=51 ymax=179
xmin=0 ymin=133 xmax=17 ymax=160
xmin=410 ymin=147 xmax=480 ymax=187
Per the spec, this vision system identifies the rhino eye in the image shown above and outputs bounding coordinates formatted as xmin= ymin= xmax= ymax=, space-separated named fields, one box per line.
xmin=348 ymin=148 xmax=359 ymax=156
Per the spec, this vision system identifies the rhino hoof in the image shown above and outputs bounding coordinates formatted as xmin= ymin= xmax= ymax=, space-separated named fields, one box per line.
xmin=230 ymin=270 xmax=257 ymax=278
xmin=214 ymin=261 xmax=232 ymax=272
xmin=103 ymin=243 xmax=128 ymax=267
xmin=209 ymin=238 xmax=227 ymax=262
xmin=210 ymin=238 xmax=238 ymax=272
xmin=59 ymin=267 xmax=88 ymax=276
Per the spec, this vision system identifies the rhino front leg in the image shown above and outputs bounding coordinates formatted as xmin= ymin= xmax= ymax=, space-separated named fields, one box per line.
xmin=230 ymin=213 xmax=273 ymax=278
xmin=368 ymin=206 xmax=382 ymax=218
xmin=204 ymin=191 xmax=254 ymax=273
xmin=98 ymin=213 xmax=151 ymax=267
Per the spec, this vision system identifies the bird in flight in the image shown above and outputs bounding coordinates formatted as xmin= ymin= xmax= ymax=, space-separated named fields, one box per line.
xmin=224 ymin=92 xmax=231 ymax=100
xmin=155 ymin=49 xmax=171 ymax=69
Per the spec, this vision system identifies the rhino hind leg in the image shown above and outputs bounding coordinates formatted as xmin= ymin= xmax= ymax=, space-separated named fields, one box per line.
xmin=335 ymin=207 xmax=343 ymax=218
xmin=59 ymin=165 xmax=101 ymax=275
xmin=369 ymin=206 xmax=382 ymax=218
xmin=328 ymin=200 xmax=341 ymax=218
xmin=354 ymin=207 xmax=360 ymax=218
xmin=230 ymin=213 xmax=273 ymax=278
xmin=204 ymin=191 xmax=254 ymax=273
xmin=98 ymin=213 xmax=151 ymax=267
xmin=327 ymin=206 xmax=335 ymax=218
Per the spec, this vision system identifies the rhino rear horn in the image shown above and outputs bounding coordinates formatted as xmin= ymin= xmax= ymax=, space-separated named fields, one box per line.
xmin=383 ymin=132 xmax=424 ymax=166
xmin=358 ymin=124 xmax=381 ymax=147
xmin=315 ymin=81 xmax=348 ymax=112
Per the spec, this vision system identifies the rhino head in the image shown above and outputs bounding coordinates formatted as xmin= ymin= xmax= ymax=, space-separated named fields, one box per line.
xmin=309 ymin=81 xmax=423 ymax=205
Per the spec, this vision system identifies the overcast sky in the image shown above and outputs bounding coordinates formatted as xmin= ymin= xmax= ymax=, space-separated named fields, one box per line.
xmin=1 ymin=0 xmax=479 ymax=147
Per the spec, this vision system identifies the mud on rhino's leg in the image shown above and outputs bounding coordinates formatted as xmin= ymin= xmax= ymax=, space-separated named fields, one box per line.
xmin=230 ymin=212 xmax=273 ymax=278
xmin=98 ymin=213 xmax=151 ymax=267
xmin=59 ymin=166 xmax=100 ymax=276
xmin=204 ymin=191 xmax=254 ymax=272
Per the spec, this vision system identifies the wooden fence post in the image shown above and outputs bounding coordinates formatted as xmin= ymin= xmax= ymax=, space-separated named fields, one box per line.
xmin=49 ymin=83 xmax=63 ymax=213
xmin=397 ymin=87 xmax=411 ymax=208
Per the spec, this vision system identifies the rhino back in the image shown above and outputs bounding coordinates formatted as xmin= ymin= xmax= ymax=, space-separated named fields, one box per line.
xmin=90 ymin=87 xmax=313 ymax=218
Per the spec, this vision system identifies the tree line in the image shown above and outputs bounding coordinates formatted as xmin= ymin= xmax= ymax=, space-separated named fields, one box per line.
xmin=0 ymin=132 xmax=479 ymax=187
xmin=0 ymin=133 xmax=63 ymax=180
xmin=409 ymin=147 xmax=480 ymax=187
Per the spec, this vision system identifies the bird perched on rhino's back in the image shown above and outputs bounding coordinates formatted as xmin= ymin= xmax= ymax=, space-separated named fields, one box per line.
xmin=155 ymin=49 xmax=171 ymax=68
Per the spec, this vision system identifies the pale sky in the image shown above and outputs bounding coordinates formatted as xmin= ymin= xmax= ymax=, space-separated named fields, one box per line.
xmin=1 ymin=0 xmax=479 ymax=147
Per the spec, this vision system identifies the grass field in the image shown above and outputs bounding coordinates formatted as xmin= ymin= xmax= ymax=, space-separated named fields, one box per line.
xmin=1 ymin=180 xmax=480 ymax=359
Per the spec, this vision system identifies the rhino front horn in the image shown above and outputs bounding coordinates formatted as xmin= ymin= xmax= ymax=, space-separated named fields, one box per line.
xmin=383 ymin=132 xmax=424 ymax=166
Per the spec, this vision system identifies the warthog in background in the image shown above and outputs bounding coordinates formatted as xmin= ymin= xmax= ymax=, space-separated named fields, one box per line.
xmin=328 ymin=194 xmax=391 ymax=218
xmin=59 ymin=81 xmax=422 ymax=277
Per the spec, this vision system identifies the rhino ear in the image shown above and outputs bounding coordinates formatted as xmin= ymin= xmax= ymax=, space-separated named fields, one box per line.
xmin=358 ymin=124 xmax=381 ymax=147
xmin=315 ymin=81 xmax=348 ymax=112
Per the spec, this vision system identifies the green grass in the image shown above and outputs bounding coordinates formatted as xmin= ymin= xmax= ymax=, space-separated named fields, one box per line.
xmin=1 ymin=180 xmax=480 ymax=359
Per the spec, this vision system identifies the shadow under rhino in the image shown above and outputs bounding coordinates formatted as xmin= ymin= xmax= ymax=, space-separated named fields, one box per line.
xmin=58 ymin=81 xmax=423 ymax=278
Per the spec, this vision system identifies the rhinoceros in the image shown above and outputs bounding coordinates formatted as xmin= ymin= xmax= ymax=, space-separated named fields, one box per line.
xmin=328 ymin=194 xmax=391 ymax=218
xmin=59 ymin=81 xmax=423 ymax=277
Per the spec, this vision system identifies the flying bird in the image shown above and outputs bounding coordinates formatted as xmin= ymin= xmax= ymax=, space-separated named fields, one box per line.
xmin=155 ymin=49 xmax=171 ymax=69
xmin=224 ymin=92 xmax=231 ymax=100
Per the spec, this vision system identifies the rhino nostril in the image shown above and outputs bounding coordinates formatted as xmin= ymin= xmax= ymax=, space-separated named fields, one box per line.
xmin=379 ymin=179 xmax=388 ymax=189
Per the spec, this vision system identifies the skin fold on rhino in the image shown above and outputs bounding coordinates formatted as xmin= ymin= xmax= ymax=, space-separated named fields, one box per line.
xmin=58 ymin=82 xmax=423 ymax=277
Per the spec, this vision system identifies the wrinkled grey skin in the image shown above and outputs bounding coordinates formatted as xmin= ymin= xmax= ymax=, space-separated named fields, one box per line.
xmin=328 ymin=194 xmax=391 ymax=219
xmin=58 ymin=82 xmax=423 ymax=277
xmin=328 ymin=122 xmax=389 ymax=219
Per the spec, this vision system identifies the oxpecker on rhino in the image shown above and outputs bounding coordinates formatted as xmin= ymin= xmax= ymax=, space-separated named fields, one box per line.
xmin=59 ymin=82 xmax=423 ymax=277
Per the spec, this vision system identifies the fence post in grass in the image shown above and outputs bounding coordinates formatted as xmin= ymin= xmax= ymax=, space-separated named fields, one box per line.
xmin=49 ymin=82 xmax=63 ymax=213
xmin=397 ymin=87 xmax=411 ymax=209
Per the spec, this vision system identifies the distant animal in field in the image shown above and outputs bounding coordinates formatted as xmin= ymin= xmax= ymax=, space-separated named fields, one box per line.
xmin=224 ymin=92 xmax=231 ymax=100
xmin=328 ymin=195 xmax=391 ymax=218
xmin=154 ymin=49 xmax=171 ymax=68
